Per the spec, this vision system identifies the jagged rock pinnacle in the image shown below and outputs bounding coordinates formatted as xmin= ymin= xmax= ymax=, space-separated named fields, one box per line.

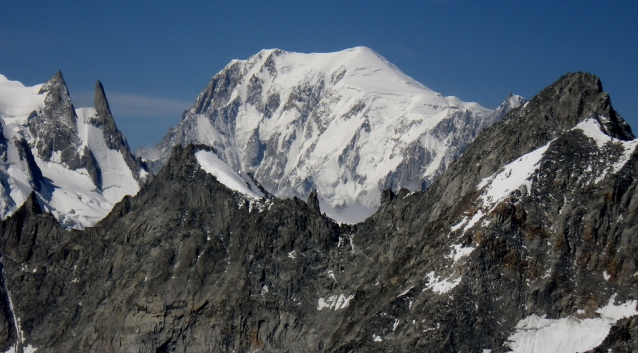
xmin=92 ymin=80 xmax=146 ymax=181
xmin=307 ymin=189 xmax=321 ymax=213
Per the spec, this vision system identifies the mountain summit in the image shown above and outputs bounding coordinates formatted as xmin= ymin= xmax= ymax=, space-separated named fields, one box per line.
xmin=140 ymin=47 xmax=524 ymax=222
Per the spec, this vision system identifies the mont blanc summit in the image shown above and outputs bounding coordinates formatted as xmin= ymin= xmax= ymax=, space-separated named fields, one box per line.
xmin=142 ymin=47 xmax=524 ymax=222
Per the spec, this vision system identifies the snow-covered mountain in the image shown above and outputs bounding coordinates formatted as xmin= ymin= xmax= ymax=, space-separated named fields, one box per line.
xmin=140 ymin=47 xmax=525 ymax=222
xmin=0 ymin=72 xmax=147 ymax=228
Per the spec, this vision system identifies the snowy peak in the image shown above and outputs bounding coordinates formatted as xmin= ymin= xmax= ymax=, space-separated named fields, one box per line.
xmin=483 ymin=93 xmax=527 ymax=126
xmin=501 ymin=92 xmax=526 ymax=113
xmin=191 ymin=46 xmax=480 ymax=118
xmin=0 ymin=72 xmax=147 ymax=228
xmin=148 ymin=47 xmax=518 ymax=223
xmin=425 ymin=72 xmax=637 ymax=223
xmin=37 ymin=71 xmax=76 ymax=131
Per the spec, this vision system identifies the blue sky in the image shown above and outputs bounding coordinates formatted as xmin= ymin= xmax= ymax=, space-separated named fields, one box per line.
xmin=2 ymin=1 xmax=637 ymax=150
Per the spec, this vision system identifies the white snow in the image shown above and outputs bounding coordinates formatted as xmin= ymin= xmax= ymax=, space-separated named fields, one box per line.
xmin=195 ymin=150 xmax=264 ymax=199
xmin=478 ymin=143 xmax=549 ymax=211
xmin=576 ymin=118 xmax=614 ymax=148
xmin=456 ymin=141 xmax=550 ymax=234
xmin=506 ymin=315 xmax=612 ymax=353
xmin=423 ymin=271 xmax=462 ymax=294
xmin=462 ymin=209 xmax=485 ymax=233
xmin=506 ymin=294 xmax=638 ymax=353
xmin=317 ymin=294 xmax=354 ymax=311
xmin=596 ymin=294 xmax=638 ymax=321
xmin=455 ymin=117 xmax=637 ymax=235
xmin=398 ymin=286 xmax=414 ymax=297
xmin=33 ymin=158 xmax=114 ymax=228
xmin=373 ymin=334 xmax=383 ymax=342
xmin=0 ymin=74 xmax=44 ymax=118
xmin=76 ymin=108 xmax=140 ymax=202
xmin=447 ymin=243 xmax=475 ymax=264
xmin=450 ymin=218 xmax=468 ymax=232
xmin=575 ymin=118 xmax=638 ymax=182
xmin=4 ymin=344 xmax=37 ymax=353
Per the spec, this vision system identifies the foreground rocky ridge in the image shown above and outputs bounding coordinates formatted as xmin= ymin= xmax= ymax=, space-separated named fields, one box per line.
xmin=0 ymin=73 xmax=637 ymax=352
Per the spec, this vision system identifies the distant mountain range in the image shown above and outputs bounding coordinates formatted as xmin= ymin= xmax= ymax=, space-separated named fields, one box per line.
xmin=0 ymin=49 xmax=637 ymax=352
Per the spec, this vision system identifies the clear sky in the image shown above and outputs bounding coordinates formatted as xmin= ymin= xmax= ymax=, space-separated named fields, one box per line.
xmin=2 ymin=1 xmax=637 ymax=150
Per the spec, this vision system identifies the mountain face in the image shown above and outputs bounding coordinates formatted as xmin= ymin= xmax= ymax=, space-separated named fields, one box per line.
xmin=139 ymin=47 xmax=525 ymax=223
xmin=0 ymin=73 xmax=147 ymax=228
xmin=1 ymin=72 xmax=637 ymax=353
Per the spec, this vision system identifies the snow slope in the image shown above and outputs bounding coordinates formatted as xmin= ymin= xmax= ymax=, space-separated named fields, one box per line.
xmin=195 ymin=149 xmax=263 ymax=199
xmin=145 ymin=47 xmax=524 ymax=223
xmin=0 ymin=74 xmax=44 ymax=118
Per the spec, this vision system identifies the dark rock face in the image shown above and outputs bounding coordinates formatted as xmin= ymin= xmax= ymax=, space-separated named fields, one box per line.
xmin=0 ymin=73 xmax=637 ymax=352
xmin=92 ymin=80 xmax=146 ymax=182
xmin=0 ymin=145 xmax=341 ymax=352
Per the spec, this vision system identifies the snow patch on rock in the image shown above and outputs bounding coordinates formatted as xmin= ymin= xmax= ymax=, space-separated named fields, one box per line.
xmin=458 ymin=141 xmax=550 ymax=234
xmin=195 ymin=150 xmax=264 ymax=199
xmin=317 ymin=294 xmax=354 ymax=311
xmin=506 ymin=294 xmax=638 ymax=353
xmin=575 ymin=118 xmax=638 ymax=182
xmin=423 ymin=271 xmax=461 ymax=294
xmin=447 ymin=243 xmax=475 ymax=264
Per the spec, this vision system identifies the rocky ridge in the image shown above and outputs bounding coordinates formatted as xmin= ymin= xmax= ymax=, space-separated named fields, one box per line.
xmin=0 ymin=72 xmax=636 ymax=352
